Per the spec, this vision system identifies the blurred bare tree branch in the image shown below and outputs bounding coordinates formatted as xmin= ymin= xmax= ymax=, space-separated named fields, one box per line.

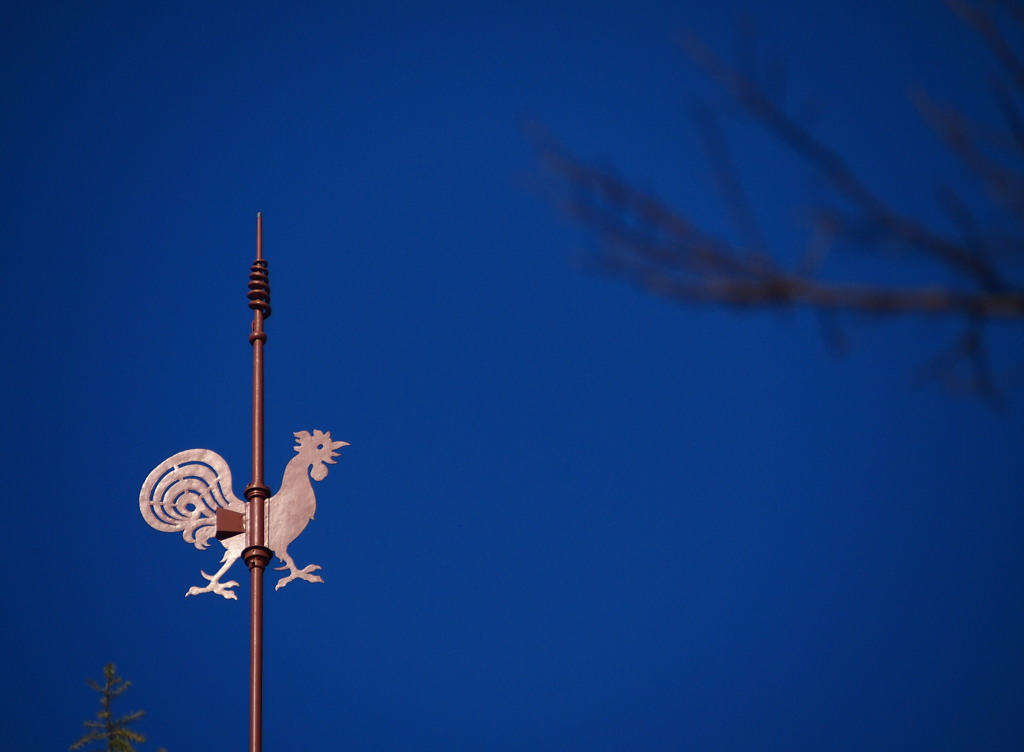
xmin=536 ymin=0 xmax=1024 ymax=399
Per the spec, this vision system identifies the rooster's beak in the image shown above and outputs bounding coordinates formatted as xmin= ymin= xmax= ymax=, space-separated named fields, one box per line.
xmin=326 ymin=440 xmax=349 ymax=463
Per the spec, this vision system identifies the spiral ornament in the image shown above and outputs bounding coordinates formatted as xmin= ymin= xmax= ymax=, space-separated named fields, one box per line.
xmin=248 ymin=259 xmax=271 ymax=318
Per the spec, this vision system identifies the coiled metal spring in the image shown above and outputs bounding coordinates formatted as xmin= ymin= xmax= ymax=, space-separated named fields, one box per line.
xmin=248 ymin=259 xmax=272 ymax=318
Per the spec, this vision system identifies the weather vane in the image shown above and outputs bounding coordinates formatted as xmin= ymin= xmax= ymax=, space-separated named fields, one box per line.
xmin=138 ymin=214 xmax=347 ymax=752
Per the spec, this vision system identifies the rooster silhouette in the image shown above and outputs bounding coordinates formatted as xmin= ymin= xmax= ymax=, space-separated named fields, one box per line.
xmin=140 ymin=430 xmax=348 ymax=599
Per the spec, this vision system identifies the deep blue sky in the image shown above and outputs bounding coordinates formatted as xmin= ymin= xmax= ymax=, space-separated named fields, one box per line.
xmin=3 ymin=2 xmax=1023 ymax=751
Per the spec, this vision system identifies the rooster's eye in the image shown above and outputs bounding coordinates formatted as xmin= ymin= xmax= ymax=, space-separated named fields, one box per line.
xmin=317 ymin=444 xmax=325 ymax=451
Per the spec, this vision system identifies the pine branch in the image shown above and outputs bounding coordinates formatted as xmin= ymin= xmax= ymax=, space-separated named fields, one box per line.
xmin=534 ymin=5 xmax=1024 ymax=398
xmin=71 ymin=664 xmax=158 ymax=752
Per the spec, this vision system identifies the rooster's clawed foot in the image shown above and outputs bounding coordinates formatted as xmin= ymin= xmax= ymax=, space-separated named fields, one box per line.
xmin=274 ymin=562 xmax=323 ymax=590
xmin=185 ymin=570 xmax=240 ymax=600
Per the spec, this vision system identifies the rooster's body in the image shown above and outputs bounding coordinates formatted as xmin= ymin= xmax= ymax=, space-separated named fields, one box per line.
xmin=140 ymin=430 xmax=347 ymax=599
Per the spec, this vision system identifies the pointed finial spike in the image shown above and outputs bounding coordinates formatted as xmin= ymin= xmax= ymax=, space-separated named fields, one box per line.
xmin=256 ymin=212 xmax=263 ymax=260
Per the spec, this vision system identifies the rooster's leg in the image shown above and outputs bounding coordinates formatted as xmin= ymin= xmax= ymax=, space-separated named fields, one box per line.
xmin=186 ymin=547 xmax=242 ymax=599
xmin=274 ymin=550 xmax=323 ymax=590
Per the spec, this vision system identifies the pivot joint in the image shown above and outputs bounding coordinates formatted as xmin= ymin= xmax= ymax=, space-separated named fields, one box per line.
xmin=242 ymin=545 xmax=274 ymax=571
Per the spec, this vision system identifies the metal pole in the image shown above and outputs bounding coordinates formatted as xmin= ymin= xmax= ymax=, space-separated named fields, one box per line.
xmin=243 ymin=212 xmax=272 ymax=752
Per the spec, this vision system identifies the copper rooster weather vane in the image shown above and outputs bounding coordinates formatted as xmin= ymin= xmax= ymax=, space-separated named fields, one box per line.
xmin=139 ymin=214 xmax=347 ymax=752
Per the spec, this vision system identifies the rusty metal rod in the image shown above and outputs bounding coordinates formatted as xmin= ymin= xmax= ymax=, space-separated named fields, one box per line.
xmin=252 ymin=211 xmax=266 ymax=508
xmin=243 ymin=211 xmax=272 ymax=752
